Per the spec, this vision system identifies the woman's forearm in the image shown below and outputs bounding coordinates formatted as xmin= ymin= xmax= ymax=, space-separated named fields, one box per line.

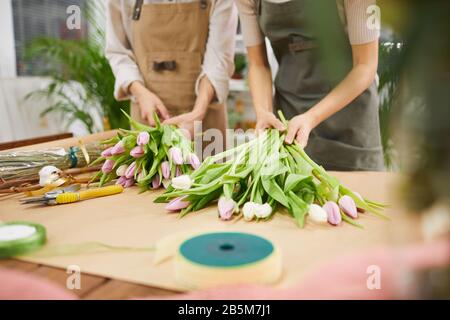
xmin=192 ymin=76 xmax=216 ymax=119
xmin=306 ymin=63 xmax=377 ymax=127
xmin=248 ymin=63 xmax=274 ymax=117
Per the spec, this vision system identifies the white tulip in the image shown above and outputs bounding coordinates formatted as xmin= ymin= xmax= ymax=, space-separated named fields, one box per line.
xmin=308 ymin=204 xmax=328 ymax=224
xmin=171 ymin=175 xmax=193 ymax=190
xmin=116 ymin=164 xmax=128 ymax=177
xmin=255 ymin=203 xmax=272 ymax=219
xmin=242 ymin=202 xmax=258 ymax=221
xmin=38 ymin=165 xmax=61 ymax=186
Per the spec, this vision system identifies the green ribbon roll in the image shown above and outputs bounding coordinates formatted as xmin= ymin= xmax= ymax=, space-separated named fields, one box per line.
xmin=175 ymin=232 xmax=282 ymax=289
xmin=179 ymin=232 xmax=274 ymax=267
xmin=0 ymin=221 xmax=47 ymax=259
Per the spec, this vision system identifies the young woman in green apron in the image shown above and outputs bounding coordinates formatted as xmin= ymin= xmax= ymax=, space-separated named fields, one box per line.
xmin=105 ymin=0 xmax=237 ymax=146
xmin=236 ymin=0 xmax=384 ymax=171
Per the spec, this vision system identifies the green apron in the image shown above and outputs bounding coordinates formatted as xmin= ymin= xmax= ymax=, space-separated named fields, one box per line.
xmin=257 ymin=0 xmax=384 ymax=171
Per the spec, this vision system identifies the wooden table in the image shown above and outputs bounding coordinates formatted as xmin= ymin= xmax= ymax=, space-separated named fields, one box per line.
xmin=0 ymin=259 xmax=177 ymax=299
xmin=0 ymin=133 xmax=420 ymax=299
xmin=1 ymin=132 xmax=178 ymax=299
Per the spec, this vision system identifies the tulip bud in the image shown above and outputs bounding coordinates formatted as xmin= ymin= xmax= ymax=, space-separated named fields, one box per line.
xmin=125 ymin=162 xmax=136 ymax=179
xmin=116 ymin=164 xmax=128 ymax=177
xmin=110 ymin=141 xmax=125 ymax=155
xmin=161 ymin=161 xmax=170 ymax=179
xmin=38 ymin=165 xmax=62 ymax=187
xmin=255 ymin=203 xmax=272 ymax=219
xmin=171 ymin=175 xmax=192 ymax=190
xmin=137 ymin=131 xmax=150 ymax=146
xmin=116 ymin=176 xmax=127 ymax=186
xmin=137 ymin=171 xmax=146 ymax=182
xmin=323 ymin=201 xmax=341 ymax=226
xmin=218 ymin=197 xmax=236 ymax=221
xmin=124 ymin=178 xmax=135 ymax=188
xmin=152 ymin=174 xmax=161 ymax=189
xmin=166 ymin=196 xmax=189 ymax=212
xmin=101 ymin=147 xmax=113 ymax=158
xmin=339 ymin=195 xmax=358 ymax=219
xmin=308 ymin=204 xmax=328 ymax=224
xmin=188 ymin=153 xmax=201 ymax=170
xmin=130 ymin=145 xmax=145 ymax=158
xmin=101 ymin=159 xmax=115 ymax=174
xmin=242 ymin=202 xmax=258 ymax=221
xmin=169 ymin=147 xmax=183 ymax=165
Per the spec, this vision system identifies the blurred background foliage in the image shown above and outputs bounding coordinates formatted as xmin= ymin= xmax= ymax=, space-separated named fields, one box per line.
xmin=25 ymin=1 xmax=129 ymax=133
xmin=383 ymin=0 xmax=450 ymax=212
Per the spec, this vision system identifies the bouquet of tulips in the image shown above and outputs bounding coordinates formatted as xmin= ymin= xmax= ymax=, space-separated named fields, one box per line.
xmin=91 ymin=112 xmax=200 ymax=190
xmin=155 ymin=113 xmax=387 ymax=228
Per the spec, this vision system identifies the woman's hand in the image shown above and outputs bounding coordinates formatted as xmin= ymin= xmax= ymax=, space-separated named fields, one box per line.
xmin=163 ymin=109 xmax=206 ymax=139
xmin=285 ymin=113 xmax=317 ymax=148
xmin=129 ymin=81 xmax=170 ymax=126
xmin=163 ymin=76 xmax=214 ymax=139
xmin=255 ymin=110 xmax=286 ymax=132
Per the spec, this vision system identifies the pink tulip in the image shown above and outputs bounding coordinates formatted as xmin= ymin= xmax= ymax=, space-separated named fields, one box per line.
xmin=130 ymin=145 xmax=145 ymax=158
xmin=101 ymin=147 xmax=113 ymax=158
xmin=111 ymin=141 xmax=125 ymax=155
xmin=124 ymin=178 xmax=135 ymax=188
xmin=125 ymin=162 xmax=136 ymax=179
xmin=169 ymin=147 xmax=183 ymax=165
xmin=152 ymin=174 xmax=161 ymax=189
xmin=137 ymin=131 xmax=150 ymax=146
xmin=101 ymin=159 xmax=115 ymax=174
xmin=188 ymin=153 xmax=201 ymax=170
xmin=161 ymin=161 xmax=170 ymax=179
xmin=323 ymin=201 xmax=341 ymax=226
xmin=339 ymin=195 xmax=358 ymax=219
xmin=166 ymin=196 xmax=189 ymax=212
xmin=116 ymin=176 xmax=127 ymax=186
xmin=218 ymin=197 xmax=236 ymax=221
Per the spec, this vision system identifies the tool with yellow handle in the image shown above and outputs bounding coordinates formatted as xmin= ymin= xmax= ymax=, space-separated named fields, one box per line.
xmin=54 ymin=185 xmax=124 ymax=204
xmin=21 ymin=185 xmax=124 ymax=205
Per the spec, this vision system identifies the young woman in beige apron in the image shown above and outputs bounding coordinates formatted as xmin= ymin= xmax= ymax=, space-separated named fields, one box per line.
xmin=106 ymin=0 xmax=237 ymax=152
xmin=236 ymin=0 xmax=385 ymax=171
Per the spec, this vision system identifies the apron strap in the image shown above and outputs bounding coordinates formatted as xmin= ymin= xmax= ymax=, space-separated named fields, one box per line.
xmin=132 ymin=0 xmax=144 ymax=20
xmin=254 ymin=0 xmax=262 ymax=16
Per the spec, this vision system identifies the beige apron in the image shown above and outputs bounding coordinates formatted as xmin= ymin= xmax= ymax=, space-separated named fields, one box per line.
xmin=131 ymin=0 xmax=227 ymax=151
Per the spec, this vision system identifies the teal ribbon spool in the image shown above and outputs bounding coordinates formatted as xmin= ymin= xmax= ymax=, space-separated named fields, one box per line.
xmin=0 ymin=221 xmax=47 ymax=259
xmin=179 ymin=232 xmax=274 ymax=268
xmin=175 ymin=232 xmax=282 ymax=289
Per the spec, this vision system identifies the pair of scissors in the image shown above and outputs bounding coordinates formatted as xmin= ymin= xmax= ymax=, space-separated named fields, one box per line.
xmin=21 ymin=184 xmax=124 ymax=205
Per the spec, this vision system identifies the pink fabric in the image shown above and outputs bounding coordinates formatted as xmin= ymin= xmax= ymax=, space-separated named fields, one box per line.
xmin=1 ymin=240 xmax=448 ymax=300
xmin=162 ymin=240 xmax=450 ymax=300
xmin=0 ymin=268 xmax=76 ymax=300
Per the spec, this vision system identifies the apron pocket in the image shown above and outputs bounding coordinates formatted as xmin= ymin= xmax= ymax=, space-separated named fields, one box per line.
xmin=145 ymin=51 xmax=202 ymax=82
